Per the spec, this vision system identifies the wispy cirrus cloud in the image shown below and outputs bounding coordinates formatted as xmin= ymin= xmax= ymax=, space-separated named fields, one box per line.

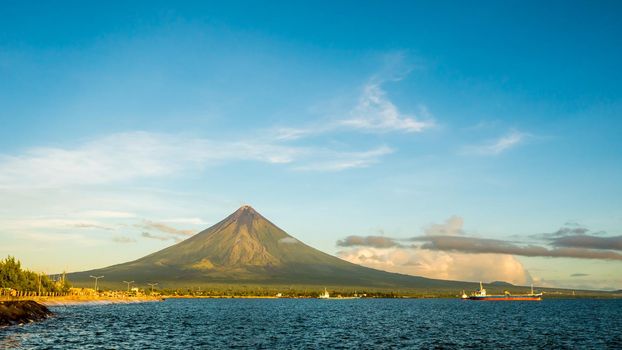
xmin=293 ymin=146 xmax=393 ymax=172
xmin=0 ymin=60 xmax=435 ymax=191
xmin=272 ymin=52 xmax=433 ymax=140
xmin=337 ymin=235 xmax=403 ymax=248
xmin=273 ymin=81 xmax=434 ymax=141
xmin=25 ymin=232 xmax=103 ymax=246
xmin=272 ymin=126 xmax=327 ymax=141
xmin=78 ymin=210 xmax=137 ymax=219
xmin=159 ymin=217 xmax=208 ymax=225
xmin=0 ymin=131 xmax=398 ymax=190
xmin=0 ymin=218 xmax=115 ymax=231
xmin=0 ymin=132 xmax=303 ymax=189
xmin=71 ymin=223 xmax=114 ymax=231
xmin=135 ymin=220 xmax=195 ymax=237
xmin=461 ymin=130 xmax=528 ymax=156
xmin=141 ymin=231 xmax=172 ymax=241
xmin=339 ymin=83 xmax=433 ymax=133
xmin=112 ymin=236 xmax=136 ymax=244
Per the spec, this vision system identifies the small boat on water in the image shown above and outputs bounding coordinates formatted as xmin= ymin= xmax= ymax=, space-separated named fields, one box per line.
xmin=318 ymin=288 xmax=330 ymax=299
xmin=465 ymin=282 xmax=542 ymax=301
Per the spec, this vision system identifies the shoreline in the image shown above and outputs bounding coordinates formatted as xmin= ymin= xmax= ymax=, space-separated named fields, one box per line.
xmin=0 ymin=301 xmax=52 ymax=326
xmin=2 ymin=293 xmax=619 ymax=307
xmin=0 ymin=296 xmax=163 ymax=307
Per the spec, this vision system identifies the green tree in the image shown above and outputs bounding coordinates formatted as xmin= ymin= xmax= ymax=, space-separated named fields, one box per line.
xmin=0 ymin=256 xmax=71 ymax=293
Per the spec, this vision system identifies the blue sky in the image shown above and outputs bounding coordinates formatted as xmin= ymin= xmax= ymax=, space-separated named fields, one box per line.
xmin=1 ymin=1 xmax=621 ymax=290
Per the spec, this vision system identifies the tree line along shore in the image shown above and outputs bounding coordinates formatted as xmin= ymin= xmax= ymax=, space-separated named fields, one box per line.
xmin=0 ymin=256 xmax=70 ymax=296
xmin=0 ymin=256 xmax=161 ymax=306
xmin=2 ymin=256 xmax=620 ymax=302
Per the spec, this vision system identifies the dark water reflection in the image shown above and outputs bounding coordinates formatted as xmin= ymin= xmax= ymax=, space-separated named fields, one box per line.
xmin=1 ymin=298 xmax=621 ymax=349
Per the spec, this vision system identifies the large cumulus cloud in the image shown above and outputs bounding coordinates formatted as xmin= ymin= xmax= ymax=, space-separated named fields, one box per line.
xmin=337 ymin=247 xmax=532 ymax=285
xmin=336 ymin=217 xmax=622 ymax=284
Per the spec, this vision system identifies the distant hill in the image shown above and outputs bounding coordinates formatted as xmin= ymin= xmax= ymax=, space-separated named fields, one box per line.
xmin=68 ymin=206 xmax=478 ymax=291
xmin=490 ymin=281 xmax=514 ymax=287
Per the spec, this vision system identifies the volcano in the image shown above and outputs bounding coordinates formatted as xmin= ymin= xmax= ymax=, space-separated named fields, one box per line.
xmin=69 ymin=205 xmax=469 ymax=290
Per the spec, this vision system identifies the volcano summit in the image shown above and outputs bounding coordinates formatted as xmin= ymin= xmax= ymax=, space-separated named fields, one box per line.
xmin=69 ymin=206 xmax=468 ymax=290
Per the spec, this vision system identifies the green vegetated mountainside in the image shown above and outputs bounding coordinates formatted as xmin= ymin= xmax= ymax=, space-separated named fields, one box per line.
xmin=68 ymin=206 xmax=480 ymax=291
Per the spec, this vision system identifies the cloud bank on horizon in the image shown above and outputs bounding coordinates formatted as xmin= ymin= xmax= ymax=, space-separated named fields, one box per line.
xmin=337 ymin=219 xmax=622 ymax=288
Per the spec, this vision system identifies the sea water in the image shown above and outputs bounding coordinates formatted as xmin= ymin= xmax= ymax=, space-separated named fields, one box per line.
xmin=1 ymin=298 xmax=621 ymax=349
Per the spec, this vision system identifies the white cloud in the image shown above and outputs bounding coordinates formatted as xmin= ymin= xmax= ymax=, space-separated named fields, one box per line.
xmin=270 ymin=78 xmax=434 ymax=140
xmin=0 ymin=218 xmax=114 ymax=231
xmin=338 ymin=247 xmax=532 ymax=285
xmin=272 ymin=127 xmax=322 ymax=141
xmin=424 ymin=215 xmax=465 ymax=236
xmin=0 ymin=131 xmax=396 ymax=191
xmin=0 ymin=131 xmax=315 ymax=189
xmin=160 ymin=217 xmax=208 ymax=225
xmin=294 ymin=146 xmax=393 ymax=172
xmin=26 ymin=232 xmax=85 ymax=242
xmin=24 ymin=232 xmax=103 ymax=246
xmin=340 ymin=83 xmax=433 ymax=133
xmin=278 ymin=237 xmax=299 ymax=244
xmin=0 ymin=132 xmax=178 ymax=188
xmin=141 ymin=231 xmax=170 ymax=241
xmin=141 ymin=231 xmax=183 ymax=242
xmin=337 ymin=215 xmax=532 ymax=285
xmin=0 ymin=184 xmax=220 ymax=255
xmin=136 ymin=220 xmax=195 ymax=236
xmin=462 ymin=130 xmax=528 ymax=156
xmin=77 ymin=210 xmax=137 ymax=219
xmin=112 ymin=236 xmax=136 ymax=244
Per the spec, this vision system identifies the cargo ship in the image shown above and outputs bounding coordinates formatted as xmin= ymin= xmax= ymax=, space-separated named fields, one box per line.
xmin=464 ymin=282 xmax=542 ymax=301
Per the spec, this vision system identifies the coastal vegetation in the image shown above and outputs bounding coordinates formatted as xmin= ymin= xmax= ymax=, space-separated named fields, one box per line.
xmin=88 ymin=282 xmax=620 ymax=299
xmin=0 ymin=256 xmax=71 ymax=296
xmin=0 ymin=254 xmax=617 ymax=300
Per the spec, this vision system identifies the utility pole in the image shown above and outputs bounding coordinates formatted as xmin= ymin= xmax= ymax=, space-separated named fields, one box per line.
xmin=147 ymin=283 xmax=158 ymax=294
xmin=89 ymin=275 xmax=104 ymax=292
xmin=123 ymin=280 xmax=134 ymax=292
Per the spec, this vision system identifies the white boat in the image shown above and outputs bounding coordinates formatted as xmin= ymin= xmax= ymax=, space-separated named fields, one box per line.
xmin=318 ymin=288 xmax=330 ymax=299
xmin=465 ymin=282 xmax=542 ymax=301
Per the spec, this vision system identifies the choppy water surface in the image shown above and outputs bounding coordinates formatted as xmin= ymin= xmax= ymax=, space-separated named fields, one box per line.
xmin=2 ymin=298 xmax=621 ymax=349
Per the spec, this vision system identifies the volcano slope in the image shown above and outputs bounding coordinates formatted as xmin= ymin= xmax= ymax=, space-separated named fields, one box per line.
xmin=68 ymin=206 xmax=476 ymax=291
